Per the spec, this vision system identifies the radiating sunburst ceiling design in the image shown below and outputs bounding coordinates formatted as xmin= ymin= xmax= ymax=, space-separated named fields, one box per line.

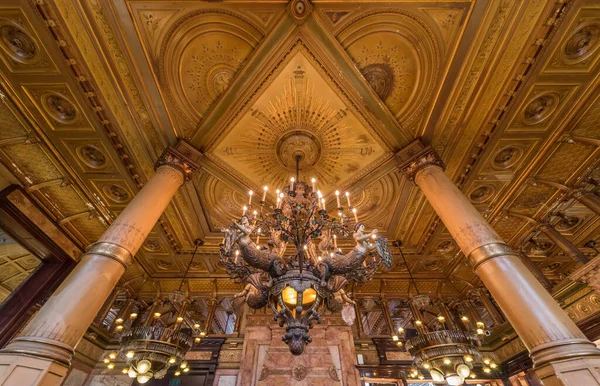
xmin=210 ymin=52 xmax=388 ymax=195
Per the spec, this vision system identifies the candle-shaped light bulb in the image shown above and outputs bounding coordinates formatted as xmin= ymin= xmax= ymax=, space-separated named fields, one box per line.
xmin=290 ymin=177 xmax=295 ymax=191
xmin=248 ymin=190 xmax=253 ymax=205
xmin=333 ymin=234 xmax=337 ymax=248
xmin=321 ymin=198 xmax=326 ymax=210
xmin=345 ymin=191 xmax=351 ymax=207
xmin=276 ymin=197 xmax=281 ymax=209
xmin=335 ymin=190 xmax=341 ymax=208
xmin=253 ymin=210 xmax=257 ymax=216
xmin=352 ymin=207 xmax=358 ymax=222
xmin=242 ymin=206 xmax=247 ymax=215
xmin=262 ymin=186 xmax=268 ymax=201
xmin=276 ymin=189 xmax=280 ymax=196
xmin=311 ymin=178 xmax=316 ymax=191
xmin=235 ymin=249 xmax=240 ymax=263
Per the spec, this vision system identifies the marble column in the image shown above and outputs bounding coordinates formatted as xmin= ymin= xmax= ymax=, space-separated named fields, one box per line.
xmin=518 ymin=251 xmax=553 ymax=292
xmin=538 ymin=223 xmax=589 ymax=264
xmin=398 ymin=142 xmax=600 ymax=385
xmin=0 ymin=147 xmax=195 ymax=386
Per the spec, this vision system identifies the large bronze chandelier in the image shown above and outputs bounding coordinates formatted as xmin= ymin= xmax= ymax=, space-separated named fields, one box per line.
xmin=393 ymin=242 xmax=498 ymax=384
xmin=107 ymin=240 xmax=206 ymax=383
xmin=221 ymin=157 xmax=392 ymax=354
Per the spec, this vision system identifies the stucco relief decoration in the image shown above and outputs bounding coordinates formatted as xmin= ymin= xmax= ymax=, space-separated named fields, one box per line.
xmin=337 ymin=10 xmax=440 ymax=129
xmin=563 ymin=21 xmax=600 ymax=65
xmin=491 ymin=145 xmax=523 ymax=170
xmin=75 ymin=144 xmax=107 ymax=169
xmin=0 ymin=21 xmax=38 ymax=64
xmin=211 ymin=60 xmax=386 ymax=195
xmin=159 ymin=11 xmax=262 ymax=133
xmin=522 ymin=92 xmax=560 ymax=126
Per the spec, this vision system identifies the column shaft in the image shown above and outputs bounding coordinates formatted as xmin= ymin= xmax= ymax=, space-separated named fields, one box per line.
xmin=0 ymin=162 xmax=187 ymax=381
xmin=539 ymin=224 xmax=588 ymax=264
xmin=519 ymin=252 xmax=553 ymax=292
xmin=411 ymin=163 xmax=599 ymax=369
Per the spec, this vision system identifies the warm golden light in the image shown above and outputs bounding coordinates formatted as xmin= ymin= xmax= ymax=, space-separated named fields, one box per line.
xmin=193 ymin=323 xmax=200 ymax=329
xmin=174 ymin=371 xmax=181 ymax=376
xmin=116 ymin=325 xmax=124 ymax=331
xmin=107 ymin=363 xmax=114 ymax=369
xmin=180 ymin=361 xmax=188 ymax=369
xmin=437 ymin=315 xmax=445 ymax=322
xmin=122 ymin=368 xmax=128 ymax=374
xmin=168 ymin=357 xmax=176 ymax=364
xmin=483 ymin=367 xmax=491 ymax=373
xmin=195 ymin=337 xmax=201 ymax=343
xmin=183 ymin=368 xmax=190 ymax=373
xmin=103 ymin=358 xmax=110 ymax=364
xmin=422 ymin=363 xmax=430 ymax=369
xmin=176 ymin=316 xmax=184 ymax=323
xmin=115 ymin=318 xmax=123 ymax=324
xmin=126 ymin=351 xmax=134 ymax=359
xmin=392 ymin=335 xmax=399 ymax=341
xmin=490 ymin=362 xmax=497 ymax=369
xmin=415 ymin=320 xmax=422 ymax=326
xmin=130 ymin=313 xmax=138 ymax=319
xmin=443 ymin=357 xmax=451 ymax=365
xmin=463 ymin=355 xmax=473 ymax=362
xmin=396 ymin=341 xmax=403 ymax=347
xmin=461 ymin=316 xmax=469 ymax=322
xmin=483 ymin=357 xmax=491 ymax=365
xmin=154 ymin=312 xmax=161 ymax=318
xmin=109 ymin=352 xmax=116 ymax=359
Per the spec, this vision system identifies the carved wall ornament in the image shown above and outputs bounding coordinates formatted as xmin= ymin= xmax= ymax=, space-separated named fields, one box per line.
xmin=555 ymin=214 xmax=581 ymax=231
xmin=362 ymin=62 xmax=395 ymax=101
xmin=291 ymin=364 xmax=308 ymax=381
xmin=541 ymin=262 xmax=562 ymax=273
xmin=289 ymin=0 xmax=312 ymax=23
xmin=142 ymin=239 xmax=162 ymax=253
xmin=469 ymin=185 xmax=496 ymax=204
xmin=563 ymin=22 xmax=600 ymax=64
xmin=41 ymin=92 xmax=78 ymax=125
xmin=159 ymin=10 xmax=262 ymax=133
xmin=157 ymin=259 xmax=173 ymax=270
xmin=399 ymin=148 xmax=445 ymax=182
xmin=492 ymin=145 xmax=523 ymax=170
xmin=75 ymin=144 xmax=107 ymax=169
xmin=522 ymin=91 xmax=560 ymax=126
xmin=211 ymin=62 xmax=385 ymax=194
xmin=102 ymin=184 xmax=130 ymax=203
xmin=338 ymin=9 xmax=441 ymax=129
xmin=0 ymin=20 xmax=39 ymax=65
xmin=155 ymin=147 xmax=197 ymax=182
xmin=436 ymin=240 xmax=456 ymax=254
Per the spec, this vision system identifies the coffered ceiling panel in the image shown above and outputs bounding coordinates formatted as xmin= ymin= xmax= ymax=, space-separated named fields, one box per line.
xmin=0 ymin=0 xmax=599 ymax=304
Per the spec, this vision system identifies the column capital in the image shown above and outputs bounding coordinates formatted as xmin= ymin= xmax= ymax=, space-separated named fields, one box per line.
xmin=155 ymin=140 xmax=202 ymax=182
xmin=396 ymin=140 xmax=445 ymax=182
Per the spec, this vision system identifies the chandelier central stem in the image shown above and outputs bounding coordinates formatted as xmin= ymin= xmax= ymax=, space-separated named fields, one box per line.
xmin=295 ymin=154 xmax=301 ymax=182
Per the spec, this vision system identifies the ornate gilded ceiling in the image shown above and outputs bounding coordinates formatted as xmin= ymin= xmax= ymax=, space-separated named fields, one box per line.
xmin=0 ymin=0 xmax=598 ymax=303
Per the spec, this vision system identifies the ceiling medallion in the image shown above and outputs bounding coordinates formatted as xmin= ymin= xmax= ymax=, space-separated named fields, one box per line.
xmin=469 ymin=185 xmax=495 ymax=204
xmin=564 ymin=23 xmax=600 ymax=64
xmin=76 ymin=144 xmax=107 ymax=169
xmin=492 ymin=146 xmax=523 ymax=170
xmin=103 ymin=184 xmax=130 ymax=203
xmin=220 ymin=158 xmax=392 ymax=354
xmin=362 ymin=63 xmax=395 ymax=101
xmin=522 ymin=92 xmax=559 ymax=126
xmin=42 ymin=92 xmax=78 ymax=124
xmin=0 ymin=21 xmax=38 ymax=64
xmin=289 ymin=0 xmax=312 ymax=23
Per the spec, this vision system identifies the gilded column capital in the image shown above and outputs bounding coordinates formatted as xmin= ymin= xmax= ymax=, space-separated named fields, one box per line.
xmin=87 ymin=241 xmax=133 ymax=267
xmin=155 ymin=140 xmax=202 ymax=182
xmin=396 ymin=140 xmax=445 ymax=182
